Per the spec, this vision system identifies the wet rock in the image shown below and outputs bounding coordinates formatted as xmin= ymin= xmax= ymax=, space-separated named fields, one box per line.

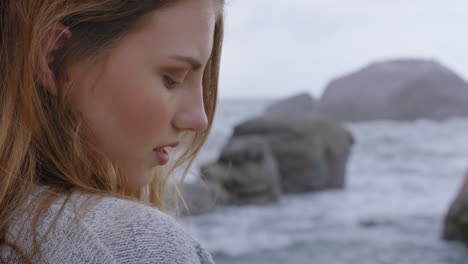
xmin=201 ymin=136 xmax=281 ymax=205
xmin=233 ymin=113 xmax=354 ymax=193
xmin=320 ymin=58 xmax=468 ymax=121
xmin=176 ymin=180 xmax=230 ymax=216
xmin=265 ymin=92 xmax=317 ymax=114
xmin=443 ymin=170 xmax=468 ymax=243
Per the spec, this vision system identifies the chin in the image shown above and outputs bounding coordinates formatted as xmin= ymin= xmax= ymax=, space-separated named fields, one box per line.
xmin=124 ymin=170 xmax=154 ymax=190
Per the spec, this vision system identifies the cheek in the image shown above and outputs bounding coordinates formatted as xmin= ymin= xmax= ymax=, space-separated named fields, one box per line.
xmin=101 ymin=79 xmax=172 ymax=145
xmin=72 ymin=65 xmax=173 ymax=153
xmin=108 ymin=84 xmax=170 ymax=134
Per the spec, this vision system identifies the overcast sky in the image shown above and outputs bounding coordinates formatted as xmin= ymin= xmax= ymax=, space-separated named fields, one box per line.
xmin=218 ymin=0 xmax=468 ymax=99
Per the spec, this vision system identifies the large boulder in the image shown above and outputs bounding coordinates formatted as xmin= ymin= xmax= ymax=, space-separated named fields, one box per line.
xmin=176 ymin=180 xmax=230 ymax=216
xmin=233 ymin=113 xmax=354 ymax=193
xmin=265 ymin=92 xmax=317 ymax=114
xmin=200 ymin=136 xmax=281 ymax=205
xmin=319 ymin=58 xmax=468 ymax=121
xmin=443 ymin=170 xmax=468 ymax=243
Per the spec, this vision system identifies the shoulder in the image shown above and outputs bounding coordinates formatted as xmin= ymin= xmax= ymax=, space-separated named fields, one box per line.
xmin=83 ymin=195 xmax=214 ymax=264
xmin=8 ymin=188 xmax=214 ymax=264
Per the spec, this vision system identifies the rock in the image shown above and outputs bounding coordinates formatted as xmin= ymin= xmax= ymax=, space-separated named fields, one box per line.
xmin=175 ymin=180 xmax=230 ymax=216
xmin=442 ymin=170 xmax=468 ymax=243
xmin=200 ymin=136 xmax=281 ymax=205
xmin=319 ymin=58 xmax=468 ymax=121
xmin=358 ymin=219 xmax=395 ymax=228
xmin=359 ymin=220 xmax=379 ymax=228
xmin=265 ymin=92 xmax=317 ymax=114
xmin=233 ymin=113 xmax=353 ymax=193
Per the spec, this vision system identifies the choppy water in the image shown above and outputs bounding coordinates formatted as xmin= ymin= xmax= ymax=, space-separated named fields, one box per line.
xmin=181 ymin=99 xmax=468 ymax=264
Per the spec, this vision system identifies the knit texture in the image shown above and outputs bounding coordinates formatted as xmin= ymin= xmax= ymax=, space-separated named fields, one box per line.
xmin=2 ymin=187 xmax=215 ymax=264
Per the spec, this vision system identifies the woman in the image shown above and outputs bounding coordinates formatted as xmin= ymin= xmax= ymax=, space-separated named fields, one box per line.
xmin=0 ymin=0 xmax=223 ymax=263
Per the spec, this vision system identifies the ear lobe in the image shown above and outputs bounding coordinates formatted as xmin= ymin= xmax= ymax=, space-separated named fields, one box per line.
xmin=37 ymin=23 xmax=72 ymax=95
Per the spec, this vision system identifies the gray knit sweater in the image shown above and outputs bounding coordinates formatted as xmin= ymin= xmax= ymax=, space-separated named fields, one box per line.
xmin=2 ymin=187 xmax=215 ymax=264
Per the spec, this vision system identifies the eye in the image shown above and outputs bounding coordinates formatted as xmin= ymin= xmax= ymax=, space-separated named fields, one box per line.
xmin=163 ymin=75 xmax=181 ymax=89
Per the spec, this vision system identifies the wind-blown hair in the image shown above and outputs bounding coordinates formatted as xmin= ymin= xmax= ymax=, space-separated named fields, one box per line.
xmin=0 ymin=0 xmax=224 ymax=262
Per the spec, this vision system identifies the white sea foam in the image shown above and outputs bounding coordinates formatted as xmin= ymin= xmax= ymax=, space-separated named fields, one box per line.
xmin=181 ymin=100 xmax=468 ymax=263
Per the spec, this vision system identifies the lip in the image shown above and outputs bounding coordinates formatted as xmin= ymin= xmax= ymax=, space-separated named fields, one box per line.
xmin=152 ymin=141 xmax=179 ymax=165
xmin=153 ymin=141 xmax=179 ymax=151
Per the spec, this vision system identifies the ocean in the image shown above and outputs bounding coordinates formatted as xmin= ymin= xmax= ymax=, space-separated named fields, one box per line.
xmin=181 ymin=99 xmax=468 ymax=264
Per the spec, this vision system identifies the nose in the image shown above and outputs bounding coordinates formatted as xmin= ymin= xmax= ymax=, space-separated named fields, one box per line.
xmin=172 ymin=90 xmax=209 ymax=133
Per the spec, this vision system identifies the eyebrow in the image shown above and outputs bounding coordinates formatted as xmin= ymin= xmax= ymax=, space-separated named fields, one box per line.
xmin=170 ymin=55 xmax=203 ymax=71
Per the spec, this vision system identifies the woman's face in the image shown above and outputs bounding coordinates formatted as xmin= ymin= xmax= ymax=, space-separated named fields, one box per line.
xmin=66 ymin=0 xmax=216 ymax=190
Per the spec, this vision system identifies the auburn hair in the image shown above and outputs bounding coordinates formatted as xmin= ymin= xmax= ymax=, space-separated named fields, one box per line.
xmin=0 ymin=0 xmax=224 ymax=263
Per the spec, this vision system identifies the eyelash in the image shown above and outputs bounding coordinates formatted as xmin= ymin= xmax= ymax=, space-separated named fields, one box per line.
xmin=163 ymin=75 xmax=181 ymax=89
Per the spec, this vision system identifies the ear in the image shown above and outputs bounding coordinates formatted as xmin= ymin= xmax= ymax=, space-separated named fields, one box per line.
xmin=36 ymin=23 xmax=72 ymax=95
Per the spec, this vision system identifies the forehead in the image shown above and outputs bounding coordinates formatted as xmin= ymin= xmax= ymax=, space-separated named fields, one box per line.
xmin=129 ymin=0 xmax=217 ymax=63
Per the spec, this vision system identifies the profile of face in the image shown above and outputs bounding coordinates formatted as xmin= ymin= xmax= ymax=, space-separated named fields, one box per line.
xmin=41 ymin=0 xmax=217 ymax=190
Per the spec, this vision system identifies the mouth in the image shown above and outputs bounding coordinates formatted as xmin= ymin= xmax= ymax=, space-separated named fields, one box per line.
xmin=153 ymin=148 xmax=169 ymax=165
xmin=152 ymin=141 xmax=179 ymax=165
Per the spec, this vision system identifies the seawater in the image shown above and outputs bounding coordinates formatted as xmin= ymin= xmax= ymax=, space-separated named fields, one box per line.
xmin=181 ymin=99 xmax=468 ymax=264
